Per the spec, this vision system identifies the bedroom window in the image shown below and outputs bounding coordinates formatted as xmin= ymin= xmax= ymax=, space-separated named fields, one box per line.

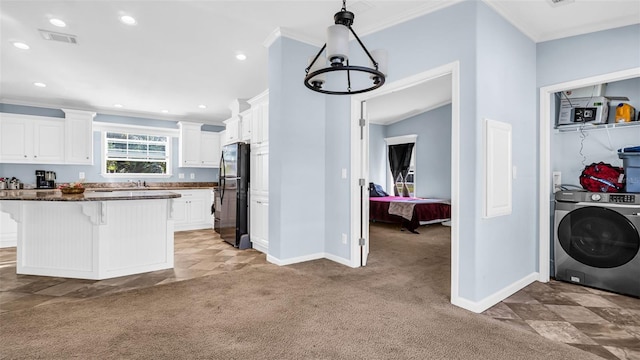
xmin=103 ymin=131 xmax=171 ymax=177
xmin=394 ymin=148 xmax=416 ymax=197
xmin=385 ymin=134 xmax=418 ymax=197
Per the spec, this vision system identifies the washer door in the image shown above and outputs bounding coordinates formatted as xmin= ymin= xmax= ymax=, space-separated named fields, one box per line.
xmin=557 ymin=206 xmax=640 ymax=268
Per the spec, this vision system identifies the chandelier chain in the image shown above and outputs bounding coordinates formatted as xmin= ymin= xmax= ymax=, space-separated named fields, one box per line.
xmin=342 ymin=0 xmax=347 ymax=11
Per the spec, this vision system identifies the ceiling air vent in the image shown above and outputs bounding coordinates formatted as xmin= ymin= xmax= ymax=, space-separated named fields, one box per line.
xmin=546 ymin=0 xmax=575 ymax=7
xmin=38 ymin=29 xmax=78 ymax=44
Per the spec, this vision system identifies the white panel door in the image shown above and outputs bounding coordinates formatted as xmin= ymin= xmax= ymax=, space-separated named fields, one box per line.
xmin=483 ymin=118 xmax=512 ymax=218
xmin=33 ymin=119 xmax=65 ymax=163
xmin=65 ymin=116 xmax=93 ymax=164
xmin=0 ymin=116 xmax=32 ymax=162
xmin=201 ymin=132 xmax=221 ymax=168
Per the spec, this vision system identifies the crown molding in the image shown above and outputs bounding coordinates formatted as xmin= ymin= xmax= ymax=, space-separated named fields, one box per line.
xmin=0 ymin=98 xmax=224 ymax=126
xmin=357 ymin=0 xmax=465 ymax=38
xmin=263 ymin=27 xmax=322 ymax=48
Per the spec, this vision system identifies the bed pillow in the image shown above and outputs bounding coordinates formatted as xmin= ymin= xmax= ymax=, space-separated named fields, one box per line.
xmin=369 ymin=183 xmax=389 ymax=197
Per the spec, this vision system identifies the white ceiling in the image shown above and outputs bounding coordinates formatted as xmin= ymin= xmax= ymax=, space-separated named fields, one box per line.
xmin=1 ymin=1 xmax=638 ymax=126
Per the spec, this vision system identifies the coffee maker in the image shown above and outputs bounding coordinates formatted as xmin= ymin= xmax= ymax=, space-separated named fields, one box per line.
xmin=35 ymin=170 xmax=56 ymax=189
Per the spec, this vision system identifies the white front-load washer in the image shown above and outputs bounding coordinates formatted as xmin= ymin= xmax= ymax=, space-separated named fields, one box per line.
xmin=554 ymin=191 xmax=640 ymax=297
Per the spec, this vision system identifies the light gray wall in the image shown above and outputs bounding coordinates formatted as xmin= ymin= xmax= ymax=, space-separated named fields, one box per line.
xmin=268 ymin=37 xmax=326 ymax=260
xmin=474 ymin=3 xmax=538 ymax=300
xmin=537 ymin=24 xmax=640 ymax=88
xmin=324 ymin=95 xmax=351 ymax=258
xmin=385 ymin=104 xmax=452 ymax=199
xmin=552 ymin=77 xmax=640 ymax=188
xmin=0 ymin=103 xmax=223 ymax=185
xmin=289 ymin=1 xmax=481 ymax=299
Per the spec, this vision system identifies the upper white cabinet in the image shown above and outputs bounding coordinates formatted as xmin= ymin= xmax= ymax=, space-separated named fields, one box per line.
xmin=240 ymin=109 xmax=252 ymax=142
xmin=0 ymin=113 xmax=65 ymax=164
xmin=201 ymin=131 xmax=221 ymax=167
xmin=222 ymin=116 xmax=241 ymax=145
xmin=248 ymin=90 xmax=269 ymax=145
xmin=178 ymin=122 xmax=220 ymax=168
xmin=63 ymin=109 xmax=95 ymax=165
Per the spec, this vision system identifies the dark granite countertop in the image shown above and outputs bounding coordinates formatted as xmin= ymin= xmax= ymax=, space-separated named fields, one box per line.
xmin=0 ymin=189 xmax=181 ymax=201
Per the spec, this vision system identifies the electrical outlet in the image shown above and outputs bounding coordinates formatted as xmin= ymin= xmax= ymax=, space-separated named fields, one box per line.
xmin=553 ymin=171 xmax=562 ymax=192
xmin=341 ymin=168 xmax=347 ymax=179
xmin=341 ymin=233 xmax=347 ymax=244
xmin=190 ymin=173 xmax=195 ymax=179
xmin=79 ymin=172 xmax=85 ymax=180
xmin=178 ymin=173 xmax=184 ymax=179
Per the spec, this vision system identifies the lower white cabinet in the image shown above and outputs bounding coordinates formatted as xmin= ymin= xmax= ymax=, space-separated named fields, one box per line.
xmin=170 ymin=189 xmax=213 ymax=231
xmin=250 ymin=196 xmax=268 ymax=254
xmin=0 ymin=211 xmax=17 ymax=248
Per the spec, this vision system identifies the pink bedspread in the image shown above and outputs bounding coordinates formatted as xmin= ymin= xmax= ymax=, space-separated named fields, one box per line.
xmin=369 ymin=196 xmax=451 ymax=231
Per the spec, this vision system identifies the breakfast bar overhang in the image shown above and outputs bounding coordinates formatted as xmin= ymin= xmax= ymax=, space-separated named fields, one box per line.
xmin=0 ymin=190 xmax=181 ymax=280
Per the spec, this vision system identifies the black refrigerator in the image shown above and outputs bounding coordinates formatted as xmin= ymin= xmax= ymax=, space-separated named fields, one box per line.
xmin=214 ymin=142 xmax=250 ymax=248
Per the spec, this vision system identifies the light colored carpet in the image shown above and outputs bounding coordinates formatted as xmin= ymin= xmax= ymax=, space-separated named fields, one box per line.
xmin=0 ymin=223 xmax=601 ymax=359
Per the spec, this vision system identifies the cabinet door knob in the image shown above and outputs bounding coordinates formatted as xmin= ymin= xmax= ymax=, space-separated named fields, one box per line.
xmin=24 ymin=155 xmax=27 ymax=158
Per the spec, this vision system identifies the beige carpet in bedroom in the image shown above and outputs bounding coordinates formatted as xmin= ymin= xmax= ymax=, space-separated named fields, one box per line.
xmin=0 ymin=223 xmax=600 ymax=359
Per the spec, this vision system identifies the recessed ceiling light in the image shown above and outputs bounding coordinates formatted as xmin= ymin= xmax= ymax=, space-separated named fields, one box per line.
xmin=33 ymin=82 xmax=47 ymax=88
xmin=198 ymin=104 xmax=207 ymax=109
xmin=120 ymin=15 xmax=137 ymax=25
xmin=161 ymin=109 xmax=169 ymax=113
xmin=49 ymin=18 xmax=66 ymax=27
xmin=236 ymin=53 xmax=247 ymax=61
xmin=13 ymin=42 xmax=30 ymax=50
xmin=114 ymin=104 xmax=123 ymax=108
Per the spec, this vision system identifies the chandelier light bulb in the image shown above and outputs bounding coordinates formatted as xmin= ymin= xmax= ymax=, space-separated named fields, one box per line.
xmin=326 ymin=24 xmax=349 ymax=65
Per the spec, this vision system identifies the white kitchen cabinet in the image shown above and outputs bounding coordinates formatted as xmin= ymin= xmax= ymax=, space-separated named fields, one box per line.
xmin=0 ymin=113 xmax=65 ymax=164
xmin=0 ymin=210 xmax=17 ymax=248
xmin=248 ymin=90 xmax=269 ymax=145
xmin=251 ymin=143 xmax=269 ymax=198
xmin=250 ymin=198 xmax=268 ymax=254
xmin=240 ymin=109 xmax=252 ymax=142
xmin=223 ymin=116 xmax=241 ymax=145
xmin=178 ymin=122 xmax=203 ymax=167
xmin=201 ymin=131 xmax=221 ymax=167
xmin=247 ymin=90 xmax=269 ymax=253
xmin=170 ymin=189 xmax=213 ymax=231
xmin=63 ymin=109 xmax=95 ymax=164
xmin=178 ymin=122 xmax=221 ymax=168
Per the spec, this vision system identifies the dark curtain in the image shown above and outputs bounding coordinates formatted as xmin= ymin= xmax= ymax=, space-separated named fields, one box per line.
xmin=388 ymin=143 xmax=414 ymax=196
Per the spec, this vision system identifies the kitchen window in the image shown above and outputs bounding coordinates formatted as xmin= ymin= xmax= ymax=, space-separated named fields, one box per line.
xmin=103 ymin=131 xmax=171 ymax=177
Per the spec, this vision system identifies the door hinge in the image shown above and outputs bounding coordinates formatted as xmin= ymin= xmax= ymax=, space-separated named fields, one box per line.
xmin=358 ymin=238 xmax=365 ymax=246
xmin=359 ymin=118 xmax=365 ymax=127
xmin=359 ymin=178 xmax=365 ymax=187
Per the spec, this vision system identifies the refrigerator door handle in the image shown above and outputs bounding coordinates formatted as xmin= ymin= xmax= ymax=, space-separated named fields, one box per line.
xmin=220 ymin=153 xmax=226 ymax=203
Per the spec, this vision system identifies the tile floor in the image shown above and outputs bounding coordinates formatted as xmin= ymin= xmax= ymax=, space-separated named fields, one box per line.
xmin=1 ymin=229 xmax=639 ymax=359
xmin=0 ymin=229 xmax=268 ymax=313
xmin=483 ymin=280 xmax=640 ymax=360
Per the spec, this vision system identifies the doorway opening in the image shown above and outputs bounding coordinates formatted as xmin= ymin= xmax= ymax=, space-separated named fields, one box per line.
xmin=538 ymin=67 xmax=640 ymax=283
xmin=349 ymin=62 xmax=461 ymax=304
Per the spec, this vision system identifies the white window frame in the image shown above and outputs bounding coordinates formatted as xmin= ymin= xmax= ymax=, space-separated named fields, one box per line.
xmin=96 ymin=122 xmax=177 ymax=179
xmin=384 ymin=134 xmax=417 ymax=197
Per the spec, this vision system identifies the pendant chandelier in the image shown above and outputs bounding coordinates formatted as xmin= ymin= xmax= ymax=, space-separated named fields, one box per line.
xmin=304 ymin=0 xmax=387 ymax=95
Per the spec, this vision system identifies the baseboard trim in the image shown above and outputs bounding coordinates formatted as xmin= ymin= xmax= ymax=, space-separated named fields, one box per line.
xmin=0 ymin=239 xmax=17 ymax=248
xmin=267 ymin=253 xmax=325 ymax=266
xmin=451 ymin=272 xmax=539 ymax=313
xmin=266 ymin=252 xmax=356 ymax=267
xmin=324 ymin=252 xmax=358 ymax=268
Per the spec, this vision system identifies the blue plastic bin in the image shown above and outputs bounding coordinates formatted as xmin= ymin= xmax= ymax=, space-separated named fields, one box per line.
xmin=618 ymin=152 xmax=640 ymax=193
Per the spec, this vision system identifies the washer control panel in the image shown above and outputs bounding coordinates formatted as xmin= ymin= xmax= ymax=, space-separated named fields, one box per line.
xmin=609 ymin=194 xmax=636 ymax=203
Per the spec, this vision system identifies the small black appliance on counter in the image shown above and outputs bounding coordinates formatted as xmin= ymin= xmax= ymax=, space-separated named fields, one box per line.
xmin=35 ymin=170 xmax=56 ymax=189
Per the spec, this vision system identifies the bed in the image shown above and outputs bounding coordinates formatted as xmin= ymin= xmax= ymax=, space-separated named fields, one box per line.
xmin=369 ymin=196 xmax=451 ymax=233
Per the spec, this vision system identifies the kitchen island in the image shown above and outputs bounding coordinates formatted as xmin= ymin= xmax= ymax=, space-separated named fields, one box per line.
xmin=0 ymin=189 xmax=181 ymax=280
